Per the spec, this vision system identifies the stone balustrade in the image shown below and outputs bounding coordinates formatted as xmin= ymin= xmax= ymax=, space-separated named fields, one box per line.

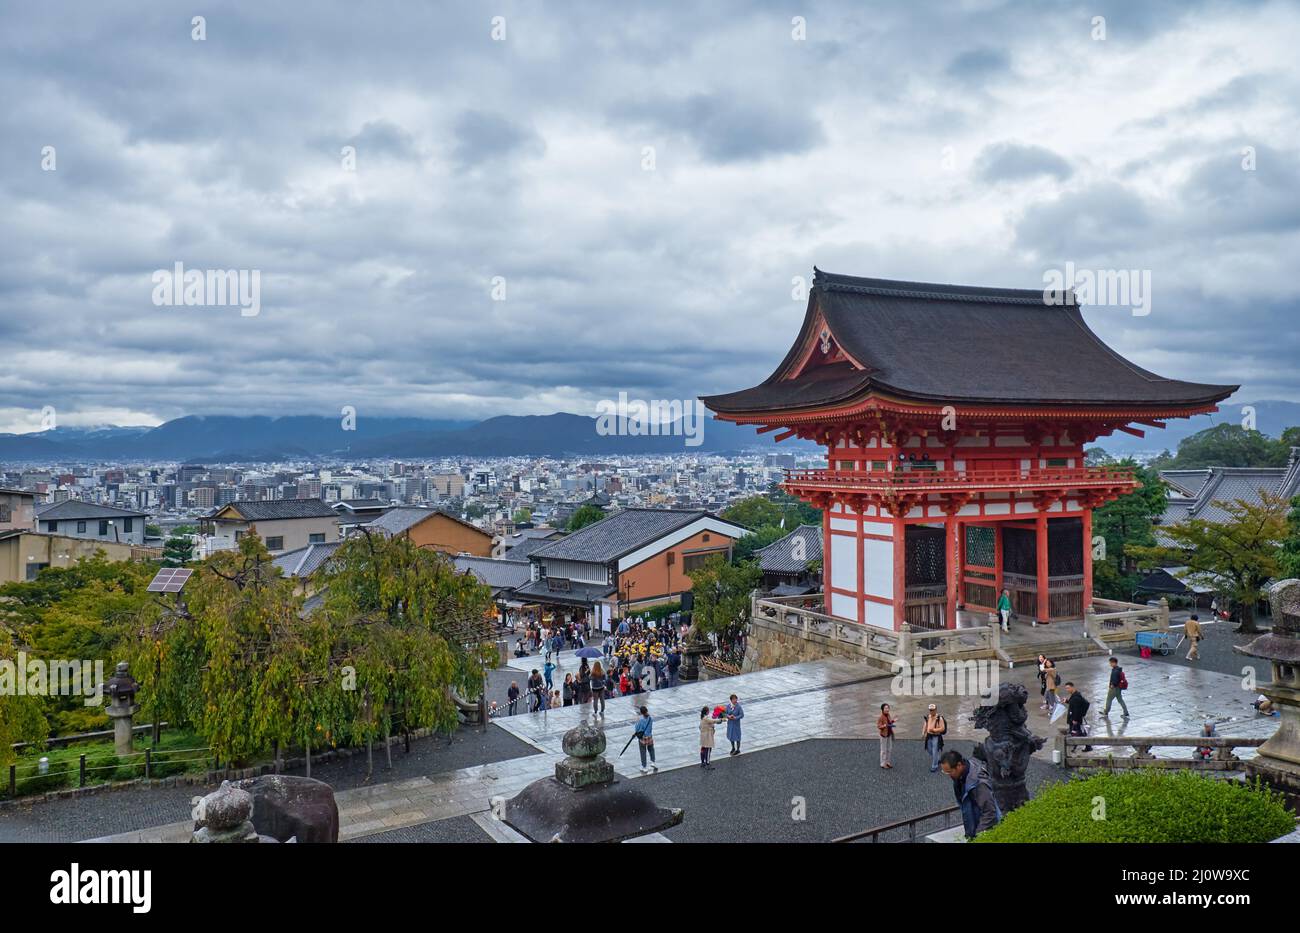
xmin=1059 ymin=734 xmax=1266 ymax=770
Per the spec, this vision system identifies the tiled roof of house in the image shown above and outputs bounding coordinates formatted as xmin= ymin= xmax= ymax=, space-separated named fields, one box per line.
xmin=272 ymin=541 xmax=343 ymax=578
xmin=756 ymin=524 xmax=823 ymax=574
xmin=529 ymin=508 xmax=742 ymax=564
xmin=363 ymin=507 xmax=491 ymax=538
xmin=453 ymin=556 xmax=533 ymax=590
xmin=35 ymin=500 xmax=149 ymax=520
xmin=216 ymin=499 xmax=338 ymax=521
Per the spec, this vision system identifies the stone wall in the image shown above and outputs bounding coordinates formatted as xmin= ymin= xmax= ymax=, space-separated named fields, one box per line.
xmin=743 ymin=615 xmax=875 ymax=672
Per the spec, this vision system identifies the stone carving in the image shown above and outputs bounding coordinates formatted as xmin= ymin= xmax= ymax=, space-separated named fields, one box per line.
xmin=191 ymin=775 xmax=338 ymax=843
xmin=972 ymin=681 xmax=1045 ymax=813
xmin=191 ymin=781 xmax=259 ymax=843
xmin=233 ymin=774 xmax=339 ymax=843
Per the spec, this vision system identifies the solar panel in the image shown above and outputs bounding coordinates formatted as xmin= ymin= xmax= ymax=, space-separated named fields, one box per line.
xmin=147 ymin=568 xmax=194 ymax=593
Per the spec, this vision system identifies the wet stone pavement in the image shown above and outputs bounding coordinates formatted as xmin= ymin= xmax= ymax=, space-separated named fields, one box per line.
xmin=1 ymin=651 xmax=1280 ymax=843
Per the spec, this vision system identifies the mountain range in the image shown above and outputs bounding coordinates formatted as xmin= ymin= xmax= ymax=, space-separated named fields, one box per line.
xmin=2 ymin=399 xmax=1294 ymax=463
xmin=0 ymin=413 xmax=816 ymax=462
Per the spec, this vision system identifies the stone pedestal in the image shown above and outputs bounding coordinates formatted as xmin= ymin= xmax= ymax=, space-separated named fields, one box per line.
xmin=504 ymin=719 xmax=683 ymax=843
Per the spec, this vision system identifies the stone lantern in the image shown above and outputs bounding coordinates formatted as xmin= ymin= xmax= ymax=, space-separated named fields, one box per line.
xmin=103 ymin=661 xmax=140 ymax=757
xmin=503 ymin=719 xmax=682 ymax=842
xmin=1236 ymin=579 xmax=1300 ymax=800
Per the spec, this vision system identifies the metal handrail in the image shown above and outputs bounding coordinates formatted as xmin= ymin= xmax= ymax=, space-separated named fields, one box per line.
xmin=832 ymin=804 xmax=961 ymax=843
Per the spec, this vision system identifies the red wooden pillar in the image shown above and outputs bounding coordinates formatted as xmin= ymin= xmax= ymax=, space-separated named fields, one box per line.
xmin=992 ymin=519 xmax=1004 ymax=604
xmin=1035 ymin=510 xmax=1050 ymax=623
xmin=1081 ymin=508 xmax=1094 ymax=612
xmin=893 ymin=517 xmax=908 ymax=631
xmin=945 ymin=513 xmax=959 ymax=629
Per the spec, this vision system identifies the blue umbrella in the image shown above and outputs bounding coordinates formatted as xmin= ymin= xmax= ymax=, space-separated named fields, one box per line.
xmin=574 ymin=647 xmax=603 ymax=659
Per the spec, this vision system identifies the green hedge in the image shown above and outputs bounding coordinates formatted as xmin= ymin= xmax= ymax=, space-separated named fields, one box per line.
xmin=975 ymin=770 xmax=1296 ymax=843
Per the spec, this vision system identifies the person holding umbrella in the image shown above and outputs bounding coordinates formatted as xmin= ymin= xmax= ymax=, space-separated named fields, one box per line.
xmin=633 ymin=706 xmax=657 ymax=773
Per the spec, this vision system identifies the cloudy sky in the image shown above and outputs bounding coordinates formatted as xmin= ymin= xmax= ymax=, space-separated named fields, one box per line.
xmin=2 ymin=0 xmax=1297 ymax=433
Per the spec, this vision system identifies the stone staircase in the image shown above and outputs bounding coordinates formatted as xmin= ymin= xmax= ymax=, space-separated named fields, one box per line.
xmin=999 ymin=634 xmax=1111 ymax=667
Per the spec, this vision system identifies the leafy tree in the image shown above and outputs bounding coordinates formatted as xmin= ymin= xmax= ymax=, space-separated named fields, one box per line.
xmin=722 ymin=495 xmax=782 ymax=530
xmin=1279 ymin=496 xmax=1300 ymax=580
xmin=162 ymin=534 xmax=193 ymax=567
xmin=315 ymin=531 xmax=495 ymax=774
xmin=732 ymin=525 xmax=786 ymax=564
xmin=512 ymin=507 xmax=531 ymax=524
xmin=464 ymin=502 xmax=487 ymax=520
xmin=1129 ymin=493 xmax=1289 ymax=632
xmin=767 ymin=484 xmax=822 ymax=527
xmin=145 ymin=523 xmax=163 ymax=538
xmin=0 ymin=554 xmax=154 ymax=738
xmin=1160 ymin=423 xmax=1290 ymax=469
xmin=1090 ymin=461 xmax=1167 ymax=599
xmin=567 ymin=504 xmax=606 ymax=532
xmin=686 ymin=556 xmax=760 ymax=665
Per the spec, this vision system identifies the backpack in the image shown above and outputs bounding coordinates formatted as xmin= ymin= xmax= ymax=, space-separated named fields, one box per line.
xmin=1118 ymin=671 xmax=1128 ymax=691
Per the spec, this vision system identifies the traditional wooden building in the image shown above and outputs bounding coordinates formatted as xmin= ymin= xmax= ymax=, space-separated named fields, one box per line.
xmin=702 ymin=270 xmax=1236 ymax=631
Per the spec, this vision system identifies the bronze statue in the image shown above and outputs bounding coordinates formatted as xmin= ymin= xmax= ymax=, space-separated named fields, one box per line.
xmin=972 ymin=681 xmax=1045 ymax=813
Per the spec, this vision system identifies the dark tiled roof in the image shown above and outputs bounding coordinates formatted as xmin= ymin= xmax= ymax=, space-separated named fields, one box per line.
xmin=504 ymin=536 xmax=553 ymax=560
xmin=513 ymin=578 xmax=617 ymax=607
xmin=453 ymin=556 xmax=533 ymax=590
xmin=756 ymin=524 xmax=823 ymax=573
xmin=218 ymin=499 xmax=338 ymax=521
xmin=273 ymin=541 xmax=342 ymax=577
xmin=529 ymin=508 xmax=733 ymax=564
xmin=1155 ymin=460 xmax=1300 ymax=535
xmin=363 ymin=507 xmax=490 ymax=538
xmin=35 ymin=500 xmax=149 ymax=520
xmin=702 ymin=270 xmax=1237 ymax=413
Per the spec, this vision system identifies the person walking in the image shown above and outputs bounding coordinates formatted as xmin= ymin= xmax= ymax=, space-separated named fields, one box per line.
xmin=698 ymin=706 xmax=716 ymax=769
xmin=507 ymin=681 xmax=520 ymax=716
xmin=543 ymin=659 xmax=556 ymax=692
xmin=576 ymin=659 xmax=591 ymax=705
xmin=1102 ymin=656 xmax=1130 ymax=719
xmin=527 ymin=669 xmax=544 ymax=712
xmin=1184 ymin=613 xmax=1203 ymax=661
xmin=1042 ymin=659 xmax=1060 ymax=716
xmin=997 ymin=588 xmax=1013 ymax=632
xmin=562 ymin=673 xmax=574 ymax=707
xmin=877 ymin=702 xmax=897 ymax=769
xmin=922 ymin=703 xmax=947 ymax=772
xmin=725 ymin=694 xmax=744 ymax=756
xmin=938 ymin=750 xmax=1001 ymax=839
xmin=590 ymin=661 xmax=607 ymax=716
xmin=667 ymin=647 xmax=680 ymax=688
xmin=634 ymin=706 xmax=658 ymax=774
xmin=1064 ymin=681 xmax=1092 ymax=751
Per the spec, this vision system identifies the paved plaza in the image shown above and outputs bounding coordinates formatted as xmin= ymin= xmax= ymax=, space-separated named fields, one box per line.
xmin=0 ymin=650 xmax=1280 ymax=843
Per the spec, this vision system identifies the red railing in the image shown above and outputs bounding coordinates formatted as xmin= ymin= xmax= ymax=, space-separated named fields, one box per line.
xmin=783 ymin=466 xmax=1136 ymax=493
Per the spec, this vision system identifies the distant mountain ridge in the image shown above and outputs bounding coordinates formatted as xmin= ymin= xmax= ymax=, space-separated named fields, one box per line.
xmin=0 ymin=412 xmax=815 ymax=462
